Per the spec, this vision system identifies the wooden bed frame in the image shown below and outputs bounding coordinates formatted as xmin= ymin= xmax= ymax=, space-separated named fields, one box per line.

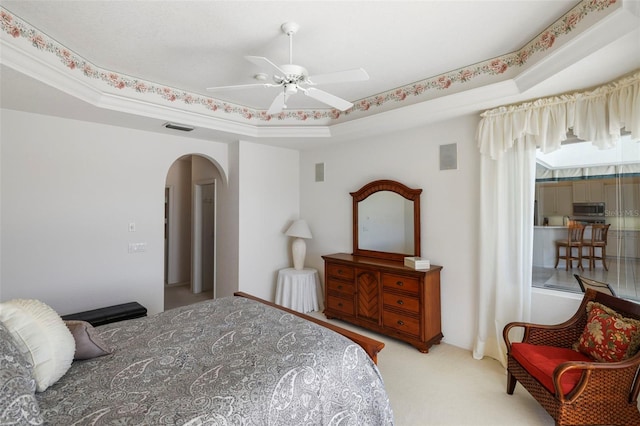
xmin=234 ymin=292 xmax=385 ymax=363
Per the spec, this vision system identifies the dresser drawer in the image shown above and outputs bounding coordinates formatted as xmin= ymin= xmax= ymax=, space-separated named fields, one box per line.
xmin=382 ymin=273 xmax=420 ymax=295
xmin=327 ymin=295 xmax=355 ymax=316
xmin=382 ymin=292 xmax=420 ymax=314
xmin=327 ymin=278 xmax=355 ymax=295
xmin=327 ymin=263 xmax=355 ymax=280
xmin=383 ymin=309 xmax=420 ymax=337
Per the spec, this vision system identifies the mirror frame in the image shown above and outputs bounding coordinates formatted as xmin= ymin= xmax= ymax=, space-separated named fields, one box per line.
xmin=351 ymin=179 xmax=422 ymax=262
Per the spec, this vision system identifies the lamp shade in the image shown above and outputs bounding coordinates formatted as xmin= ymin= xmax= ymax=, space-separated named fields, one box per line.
xmin=285 ymin=219 xmax=312 ymax=239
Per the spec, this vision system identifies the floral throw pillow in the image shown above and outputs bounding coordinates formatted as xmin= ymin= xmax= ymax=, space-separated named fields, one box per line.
xmin=575 ymin=302 xmax=640 ymax=362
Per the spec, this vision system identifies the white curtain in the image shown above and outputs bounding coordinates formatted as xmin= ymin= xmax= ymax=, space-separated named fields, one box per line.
xmin=473 ymin=70 xmax=639 ymax=366
xmin=473 ymin=138 xmax=536 ymax=366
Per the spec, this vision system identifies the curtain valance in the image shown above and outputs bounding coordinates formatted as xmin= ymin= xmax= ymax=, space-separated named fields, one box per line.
xmin=477 ymin=70 xmax=640 ymax=160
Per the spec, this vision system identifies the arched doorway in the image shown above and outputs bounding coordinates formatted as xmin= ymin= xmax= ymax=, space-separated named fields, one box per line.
xmin=164 ymin=154 xmax=222 ymax=310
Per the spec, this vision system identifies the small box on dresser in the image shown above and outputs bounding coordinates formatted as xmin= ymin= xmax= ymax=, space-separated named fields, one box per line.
xmin=404 ymin=256 xmax=430 ymax=269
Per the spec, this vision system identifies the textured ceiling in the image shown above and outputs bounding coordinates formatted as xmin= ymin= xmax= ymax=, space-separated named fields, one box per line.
xmin=0 ymin=0 xmax=578 ymax=110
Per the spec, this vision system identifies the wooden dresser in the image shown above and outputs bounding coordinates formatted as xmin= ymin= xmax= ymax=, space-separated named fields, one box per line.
xmin=322 ymin=252 xmax=442 ymax=353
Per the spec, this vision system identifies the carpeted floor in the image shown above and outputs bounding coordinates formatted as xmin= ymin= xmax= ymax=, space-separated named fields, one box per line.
xmin=307 ymin=311 xmax=554 ymax=426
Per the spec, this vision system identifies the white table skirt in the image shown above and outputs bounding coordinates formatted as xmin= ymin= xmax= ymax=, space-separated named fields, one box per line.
xmin=275 ymin=268 xmax=323 ymax=313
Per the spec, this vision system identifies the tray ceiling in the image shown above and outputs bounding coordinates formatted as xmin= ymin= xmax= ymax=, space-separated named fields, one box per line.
xmin=1 ymin=1 xmax=639 ymax=146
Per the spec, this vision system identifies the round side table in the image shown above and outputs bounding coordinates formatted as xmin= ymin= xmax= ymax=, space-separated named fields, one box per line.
xmin=275 ymin=268 xmax=323 ymax=313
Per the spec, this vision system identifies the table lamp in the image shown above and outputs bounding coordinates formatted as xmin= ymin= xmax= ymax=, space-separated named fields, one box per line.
xmin=285 ymin=219 xmax=312 ymax=270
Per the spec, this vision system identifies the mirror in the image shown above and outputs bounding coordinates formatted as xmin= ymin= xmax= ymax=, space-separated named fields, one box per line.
xmin=352 ymin=180 xmax=422 ymax=262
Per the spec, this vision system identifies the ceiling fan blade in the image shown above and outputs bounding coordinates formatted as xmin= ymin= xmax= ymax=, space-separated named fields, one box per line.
xmin=245 ymin=56 xmax=286 ymax=76
xmin=266 ymin=91 xmax=290 ymax=115
xmin=206 ymin=83 xmax=279 ymax=91
xmin=304 ymin=87 xmax=354 ymax=111
xmin=307 ymin=68 xmax=369 ymax=85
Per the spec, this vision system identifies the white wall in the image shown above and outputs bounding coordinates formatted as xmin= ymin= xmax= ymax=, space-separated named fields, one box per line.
xmin=236 ymin=141 xmax=299 ymax=301
xmin=531 ymin=288 xmax=583 ymax=325
xmin=301 ymin=114 xmax=481 ymax=350
xmin=0 ymin=107 xmax=590 ymax=352
xmin=0 ymin=109 xmax=230 ymax=315
xmin=216 ymin=142 xmax=240 ymax=298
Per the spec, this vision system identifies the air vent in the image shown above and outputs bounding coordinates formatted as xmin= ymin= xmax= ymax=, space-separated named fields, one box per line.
xmin=164 ymin=122 xmax=194 ymax=132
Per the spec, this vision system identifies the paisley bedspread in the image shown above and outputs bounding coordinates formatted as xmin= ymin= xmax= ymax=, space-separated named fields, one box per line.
xmin=36 ymin=296 xmax=394 ymax=425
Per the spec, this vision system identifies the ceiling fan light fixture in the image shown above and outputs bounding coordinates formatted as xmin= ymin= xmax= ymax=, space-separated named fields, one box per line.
xmin=284 ymin=84 xmax=298 ymax=95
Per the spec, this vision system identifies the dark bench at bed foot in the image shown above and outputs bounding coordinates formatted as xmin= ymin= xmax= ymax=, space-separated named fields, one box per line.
xmin=61 ymin=302 xmax=147 ymax=326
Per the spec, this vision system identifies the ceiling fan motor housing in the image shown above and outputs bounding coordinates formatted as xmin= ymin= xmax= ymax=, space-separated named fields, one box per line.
xmin=275 ymin=64 xmax=308 ymax=84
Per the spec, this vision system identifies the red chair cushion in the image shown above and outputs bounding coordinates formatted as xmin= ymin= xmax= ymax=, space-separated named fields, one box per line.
xmin=511 ymin=343 xmax=593 ymax=395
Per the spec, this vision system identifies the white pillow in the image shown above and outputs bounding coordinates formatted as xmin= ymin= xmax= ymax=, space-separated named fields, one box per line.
xmin=0 ymin=299 xmax=75 ymax=392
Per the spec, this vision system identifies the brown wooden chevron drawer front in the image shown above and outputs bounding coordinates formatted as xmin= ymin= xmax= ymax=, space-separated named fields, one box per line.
xmin=322 ymin=253 xmax=443 ymax=353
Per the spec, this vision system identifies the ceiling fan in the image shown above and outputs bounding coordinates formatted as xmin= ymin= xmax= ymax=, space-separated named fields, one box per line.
xmin=206 ymin=22 xmax=369 ymax=115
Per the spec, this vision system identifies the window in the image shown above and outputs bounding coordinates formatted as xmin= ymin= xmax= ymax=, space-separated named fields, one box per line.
xmin=533 ymin=134 xmax=640 ymax=300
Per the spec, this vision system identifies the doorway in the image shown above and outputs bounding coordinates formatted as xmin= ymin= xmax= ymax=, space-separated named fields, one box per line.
xmin=164 ymin=155 xmax=220 ymax=310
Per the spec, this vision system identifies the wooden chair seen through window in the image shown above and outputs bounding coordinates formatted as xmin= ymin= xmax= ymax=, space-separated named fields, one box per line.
xmin=554 ymin=222 xmax=585 ymax=271
xmin=582 ymin=223 xmax=610 ymax=270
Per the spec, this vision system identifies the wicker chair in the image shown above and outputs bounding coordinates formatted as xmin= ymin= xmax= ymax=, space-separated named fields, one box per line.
xmin=503 ymin=289 xmax=640 ymax=425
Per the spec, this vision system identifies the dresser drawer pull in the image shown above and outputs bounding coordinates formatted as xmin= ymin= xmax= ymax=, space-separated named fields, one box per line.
xmin=396 ymin=300 xmax=404 ymax=305
xmin=337 ymin=285 xmax=343 ymax=290
xmin=338 ymin=302 xmax=343 ymax=307
xmin=396 ymin=281 xmax=403 ymax=286
xmin=338 ymin=269 xmax=344 ymax=275
xmin=397 ymin=320 xmax=405 ymax=326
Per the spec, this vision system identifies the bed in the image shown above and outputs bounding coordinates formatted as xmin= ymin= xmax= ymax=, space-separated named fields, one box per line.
xmin=0 ymin=293 xmax=393 ymax=425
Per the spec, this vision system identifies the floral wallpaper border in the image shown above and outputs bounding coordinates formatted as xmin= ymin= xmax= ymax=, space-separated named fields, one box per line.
xmin=0 ymin=0 xmax=619 ymax=124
